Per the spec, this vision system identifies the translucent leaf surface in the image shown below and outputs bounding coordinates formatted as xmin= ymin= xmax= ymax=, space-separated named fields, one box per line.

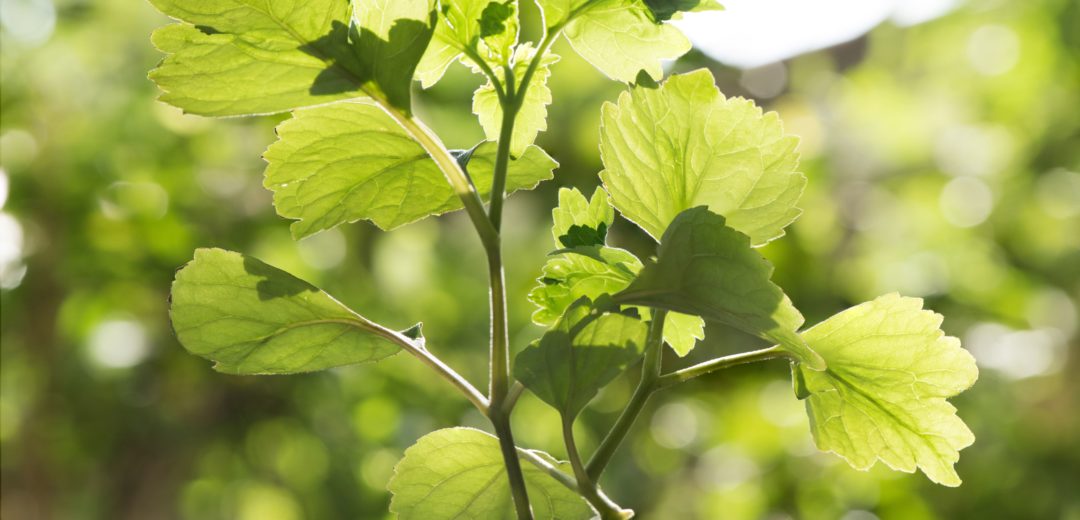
xmin=170 ymin=248 xmax=409 ymax=374
xmin=388 ymin=427 xmax=594 ymax=519
xmin=536 ymin=0 xmax=693 ymax=82
xmin=615 ymin=207 xmax=825 ymax=369
xmin=264 ymin=101 xmax=557 ymax=238
xmin=473 ymin=43 xmax=559 ymax=157
xmin=600 ymin=69 xmax=805 ymax=245
xmin=148 ymin=0 xmax=435 ymax=116
xmin=795 ymin=294 xmax=979 ymax=486
xmin=514 ymin=297 xmax=648 ymax=417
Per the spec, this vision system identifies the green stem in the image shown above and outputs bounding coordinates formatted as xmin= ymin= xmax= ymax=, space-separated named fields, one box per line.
xmin=586 ymin=310 xmax=667 ymax=481
xmin=562 ymin=416 xmax=633 ymax=520
xmin=476 ymin=39 xmax=539 ymax=518
xmin=383 ymin=110 xmax=499 ymax=253
xmin=487 ymin=101 xmax=519 ymax=230
xmin=314 ymin=317 xmax=489 ymax=414
xmin=493 ymin=411 xmax=534 ymax=520
xmin=656 ymin=345 xmax=791 ymax=389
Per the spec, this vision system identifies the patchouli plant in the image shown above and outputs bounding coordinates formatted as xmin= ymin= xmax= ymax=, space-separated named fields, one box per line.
xmin=148 ymin=0 xmax=978 ymax=517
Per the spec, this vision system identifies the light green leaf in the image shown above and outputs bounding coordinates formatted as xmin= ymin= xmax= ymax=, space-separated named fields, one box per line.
xmin=794 ymin=294 xmax=978 ymax=486
xmin=351 ymin=0 xmax=439 ymax=110
xmin=600 ymin=69 xmax=806 ymax=246
xmin=473 ymin=43 xmax=559 ymax=157
xmin=170 ymin=248 xmax=408 ymax=374
xmin=514 ymin=297 xmax=648 ymax=417
xmin=530 ymin=188 xmax=704 ymax=355
xmin=536 ymin=0 xmax=692 ymax=82
xmin=264 ymin=100 xmax=557 ymax=238
xmin=528 ymin=246 xmax=641 ymax=326
xmin=614 ymin=207 xmax=825 ymax=369
xmin=654 ymin=309 xmax=705 ymax=357
xmin=416 ymin=0 xmax=520 ymax=87
xmin=148 ymin=0 xmax=435 ymax=116
xmin=388 ymin=427 xmax=594 ymax=519
xmin=550 ymin=187 xmax=614 ymax=247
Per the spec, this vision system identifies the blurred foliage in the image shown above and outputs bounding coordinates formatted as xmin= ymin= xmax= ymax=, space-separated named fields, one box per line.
xmin=1 ymin=0 xmax=1078 ymax=519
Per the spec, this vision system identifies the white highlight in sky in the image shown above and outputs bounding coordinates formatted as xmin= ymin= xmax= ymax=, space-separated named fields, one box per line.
xmin=675 ymin=0 xmax=957 ymax=69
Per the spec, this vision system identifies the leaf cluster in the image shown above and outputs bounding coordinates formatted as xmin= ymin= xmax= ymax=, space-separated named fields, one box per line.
xmin=150 ymin=1 xmax=978 ymax=517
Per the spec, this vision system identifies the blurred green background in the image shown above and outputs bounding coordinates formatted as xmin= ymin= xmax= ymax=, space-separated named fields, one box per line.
xmin=1 ymin=0 xmax=1078 ymax=518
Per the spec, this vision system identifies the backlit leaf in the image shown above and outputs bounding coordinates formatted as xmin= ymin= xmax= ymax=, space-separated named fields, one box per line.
xmin=473 ymin=43 xmax=559 ymax=157
xmin=170 ymin=248 xmax=409 ymax=374
xmin=514 ymin=297 xmax=648 ymax=417
xmin=535 ymin=0 xmax=693 ymax=82
xmin=148 ymin=0 xmax=435 ymax=116
xmin=264 ymin=101 xmax=557 ymax=238
xmin=600 ymin=69 xmax=805 ymax=245
xmin=794 ymin=294 xmax=979 ymax=486
xmin=388 ymin=427 xmax=594 ymax=519
xmin=614 ymin=207 xmax=825 ymax=369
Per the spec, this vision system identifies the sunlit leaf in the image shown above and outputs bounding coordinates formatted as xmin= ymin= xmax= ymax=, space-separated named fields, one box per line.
xmin=794 ymin=293 xmax=978 ymax=486
xmin=416 ymin=0 xmax=520 ymax=87
xmin=148 ymin=0 xmax=435 ymax=116
xmin=600 ymin=69 xmax=805 ymax=245
xmin=264 ymin=101 xmax=557 ymax=238
xmin=514 ymin=297 xmax=648 ymax=417
xmin=388 ymin=427 xmax=594 ymax=519
xmin=170 ymin=248 xmax=409 ymax=374
xmin=535 ymin=0 xmax=693 ymax=82
xmin=615 ymin=207 xmax=825 ymax=369
xmin=530 ymin=189 xmax=705 ymax=355
xmin=550 ymin=187 xmax=613 ymax=247
xmin=473 ymin=43 xmax=559 ymax=157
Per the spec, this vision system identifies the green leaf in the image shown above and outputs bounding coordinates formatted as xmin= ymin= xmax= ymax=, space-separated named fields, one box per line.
xmin=530 ymin=188 xmax=705 ymax=355
xmin=352 ymin=0 xmax=439 ymax=110
xmin=388 ymin=427 xmax=594 ymax=519
xmin=644 ymin=0 xmax=723 ymax=22
xmin=264 ymin=100 xmax=557 ymax=238
xmin=550 ymin=187 xmax=613 ymax=247
xmin=794 ymin=294 xmax=978 ymax=487
xmin=528 ymin=245 xmax=641 ymax=326
xmin=170 ymin=248 xmax=408 ymax=374
xmin=416 ymin=0 xmax=520 ymax=87
xmin=614 ymin=207 xmax=826 ymax=369
xmin=600 ymin=69 xmax=806 ymax=245
xmin=148 ymin=0 xmax=435 ymax=116
xmin=473 ymin=43 xmax=559 ymax=157
xmin=654 ymin=309 xmax=705 ymax=357
xmin=514 ymin=297 xmax=648 ymax=417
xmin=536 ymin=0 xmax=692 ymax=82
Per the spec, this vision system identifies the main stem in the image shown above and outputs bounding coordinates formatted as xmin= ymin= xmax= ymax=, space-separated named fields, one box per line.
xmin=483 ymin=72 xmax=535 ymax=517
xmin=586 ymin=310 xmax=667 ymax=481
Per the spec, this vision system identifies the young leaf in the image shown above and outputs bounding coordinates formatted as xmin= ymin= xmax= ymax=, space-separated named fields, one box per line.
xmin=600 ymin=69 xmax=806 ymax=246
xmin=388 ymin=427 xmax=594 ymax=519
xmin=535 ymin=0 xmax=693 ymax=82
xmin=148 ymin=0 xmax=435 ymax=116
xmin=473 ymin=44 xmax=559 ymax=157
xmin=614 ymin=207 xmax=826 ymax=369
xmin=170 ymin=248 xmax=409 ymax=374
xmin=417 ymin=0 xmax=520 ymax=87
xmin=794 ymin=294 xmax=978 ymax=486
xmin=550 ymin=187 xmax=613 ymax=247
xmin=264 ymin=101 xmax=557 ymax=238
xmin=514 ymin=297 xmax=648 ymax=418
xmin=530 ymin=188 xmax=704 ymax=355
